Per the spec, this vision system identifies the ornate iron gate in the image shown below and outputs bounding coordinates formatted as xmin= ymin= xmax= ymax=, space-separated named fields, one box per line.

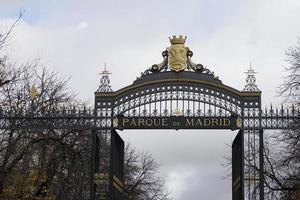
xmin=0 ymin=36 xmax=299 ymax=200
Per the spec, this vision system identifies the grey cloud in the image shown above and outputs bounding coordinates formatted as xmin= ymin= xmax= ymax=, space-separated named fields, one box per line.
xmin=1 ymin=1 xmax=300 ymax=199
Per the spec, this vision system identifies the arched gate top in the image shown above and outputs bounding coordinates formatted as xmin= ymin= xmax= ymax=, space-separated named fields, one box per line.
xmin=95 ymin=36 xmax=261 ymax=115
xmin=95 ymin=71 xmax=261 ymax=99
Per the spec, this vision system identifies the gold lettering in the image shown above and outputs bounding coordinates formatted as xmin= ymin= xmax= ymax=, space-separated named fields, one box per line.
xmin=204 ymin=118 xmax=211 ymax=126
xmin=173 ymin=121 xmax=181 ymax=126
xmin=162 ymin=118 xmax=168 ymax=126
xmin=224 ymin=118 xmax=231 ymax=126
xmin=122 ymin=117 xmax=232 ymax=128
xmin=129 ymin=119 xmax=137 ymax=126
xmin=122 ymin=119 xmax=129 ymax=126
xmin=138 ymin=119 xmax=145 ymax=126
xmin=195 ymin=119 xmax=203 ymax=126
xmin=219 ymin=118 xmax=223 ymax=126
xmin=154 ymin=118 xmax=161 ymax=126
xmin=186 ymin=118 xmax=194 ymax=126
xmin=145 ymin=119 xmax=153 ymax=126
xmin=212 ymin=118 xmax=219 ymax=126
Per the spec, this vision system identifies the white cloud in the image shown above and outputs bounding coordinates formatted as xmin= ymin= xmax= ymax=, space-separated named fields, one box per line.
xmin=77 ymin=21 xmax=88 ymax=30
xmin=166 ymin=168 xmax=192 ymax=199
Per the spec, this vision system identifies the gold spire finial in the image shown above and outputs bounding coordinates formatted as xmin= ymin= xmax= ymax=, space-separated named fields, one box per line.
xmin=29 ymin=84 xmax=37 ymax=99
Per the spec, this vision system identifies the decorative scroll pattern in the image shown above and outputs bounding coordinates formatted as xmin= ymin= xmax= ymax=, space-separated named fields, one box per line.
xmin=139 ymin=50 xmax=219 ymax=80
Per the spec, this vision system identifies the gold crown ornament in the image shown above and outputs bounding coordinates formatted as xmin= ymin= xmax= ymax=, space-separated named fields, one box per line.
xmin=169 ymin=35 xmax=187 ymax=45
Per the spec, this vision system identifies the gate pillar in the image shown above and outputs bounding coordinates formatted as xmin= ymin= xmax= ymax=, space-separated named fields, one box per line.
xmin=109 ymin=130 xmax=124 ymax=200
xmin=232 ymin=129 xmax=245 ymax=200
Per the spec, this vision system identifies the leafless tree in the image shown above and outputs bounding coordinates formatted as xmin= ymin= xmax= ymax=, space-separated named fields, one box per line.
xmin=123 ymin=144 xmax=170 ymax=200
xmin=262 ymin=38 xmax=300 ymax=200
xmin=0 ymin=61 xmax=92 ymax=200
xmin=0 ymin=11 xmax=23 ymax=87
xmin=279 ymin=38 xmax=300 ymax=102
xmin=0 ymin=11 xmax=170 ymax=199
xmin=0 ymin=60 xmax=170 ymax=200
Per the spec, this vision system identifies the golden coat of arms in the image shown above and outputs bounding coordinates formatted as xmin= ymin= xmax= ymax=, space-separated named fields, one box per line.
xmin=167 ymin=35 xmax=189 ymax=72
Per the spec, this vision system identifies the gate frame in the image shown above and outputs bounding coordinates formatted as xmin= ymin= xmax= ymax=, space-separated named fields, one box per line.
xmin=94 ymin=69 xmax=264 ymax=200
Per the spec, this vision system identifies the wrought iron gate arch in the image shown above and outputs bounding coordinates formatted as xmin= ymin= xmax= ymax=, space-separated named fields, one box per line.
xmin=96 ymin=71 xmax=261 ymax=118
xmin=113 ymin=83 xmax=242 ymax=117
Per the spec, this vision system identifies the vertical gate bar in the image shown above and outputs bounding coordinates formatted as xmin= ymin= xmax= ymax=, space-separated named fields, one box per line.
xmin=253 ymin=130 xmax=257 ymax=199
xmin=188 ymin=91 xmax=190 ymax=115
xmin=109 ymin=129 xmax=114 ymax=200
xmin=149 ymin=96 xmax=151 ymax=116
xmin=143 ymin=99 xmax=146 ymax=116
xmin=90 ymin=130 xmax=100 ymax=200
xmin=259 ymin=129 xmax=264 ymax=200
xmin=246 ymin=125 xmax=250 ymax=199
xmin=176 ymin=90 xmax=178 ymax=110
xmin=139 ymin=97 xmax=141 ymax=116
xmin=204 ymin=96 xmax=206 ymax=116
xmin=242 ymin=129 xmax=245 ymax=200
xmin=241 ymin=104 xmax=245 ymax=200
xmin=155 ymin=94 xmax=157 ymax=115
xmin=109 ymin=105 xmax=115 ymax=200
xmin=170 ymin=96 xmax=172 ymax=114
xmin=90 ymin=130 xmax=96 ymax=200
xmin=198 ymin=95 xmax=200 ymax=116
xmin=182 ymin=92 xmax=184 ymax=114
xmin=160 ymin=94 xmax=162 ymax=117
xmin=214 ymin=96 xmax=216 ymax=116
xmin=193 ymin=92 xmax=195 ymax=116
xmin=165 ymin=95 xmax=167 ymax=116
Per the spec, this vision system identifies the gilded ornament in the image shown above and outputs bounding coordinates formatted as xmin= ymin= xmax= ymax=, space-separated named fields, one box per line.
xmin=236 ymin=117 xmax=242 ymax=128
xmin=113 ymin=117 xmax=119 ymax=128
xmin=29 ymin=84 xmax=37 ymax=99
xmin=167 ymin=35 xmax=189 ymax=72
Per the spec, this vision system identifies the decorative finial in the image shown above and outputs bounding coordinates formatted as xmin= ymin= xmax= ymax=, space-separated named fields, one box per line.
xmin=29 ymin=84 xmax=37 ymax=99
xmin=243 ymin=63 xmax=260 ymax=92
xmin=99 ymin=62 xmax=111 ymax=76
xmin=244 ymin=61 xmax=257 ymax=76
xmin=169 ymin=35 xmax=187 ymax=45
xmin=97 ymin=63 xmax=113 ymax=93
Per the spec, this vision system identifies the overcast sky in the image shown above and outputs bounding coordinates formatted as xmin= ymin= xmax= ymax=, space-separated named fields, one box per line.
xmin=1 ymin=0 xmax=300 ymax=199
